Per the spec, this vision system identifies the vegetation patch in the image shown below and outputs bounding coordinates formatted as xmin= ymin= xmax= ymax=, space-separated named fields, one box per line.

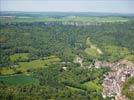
xmin=0 ymin=55 xmax=61 ymax=75
xmin=10 ymin=53 xmax=29 ymax=62
xmin=0 ymin=67 xmax=14 ymax=75
xmin=17 ymin=55 xmax=61 ymax=72
xmin=102 ymin=45 xmax=130 ymax=61
xmin=0 ymin=14 xmax=134 ymax=99
xmin=125 ymin=55 xmax=134 ymax=63
xmin=83 ymin=81 xmax=102 ymax=92
xmin=85 ymin=48 xmax=100 ymax=58
xmin=122 ymin=77 xmax=134 ymax=100
xmin=0 ymin=74 xmax=39 ymax=85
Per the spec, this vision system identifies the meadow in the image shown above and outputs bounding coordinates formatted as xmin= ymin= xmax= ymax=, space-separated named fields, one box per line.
xmin=0 ymin=54 xmax=61 ymax=75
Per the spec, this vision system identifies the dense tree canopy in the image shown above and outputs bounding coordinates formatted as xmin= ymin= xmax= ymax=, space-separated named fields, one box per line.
xmin=0 ymin=16 xmax=134 ymax=99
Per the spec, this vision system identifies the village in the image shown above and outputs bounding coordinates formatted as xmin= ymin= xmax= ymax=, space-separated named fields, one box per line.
xmin=74 ymin=55 xmax=134 ymax=100
xmin=97 ymin=60 xmax=134 ymax=100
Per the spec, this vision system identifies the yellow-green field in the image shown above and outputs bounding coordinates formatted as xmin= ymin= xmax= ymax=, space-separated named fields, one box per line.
xmin=85 ymin=48 xmax=100 ymax=58
xmin=125 ymin=55 xmax=134 ymax=63
xmin=17 ymin=55 xmax=61 ymax=72
xmin=83 ymin=81 xmax=102 ymax=92
xmin=0 ymin=55 xmax=61 ymax=75
xmin=85 ymin=37 xmax=102 ymax=58
xmin=10 ymin=53 xmax=29 ymax=62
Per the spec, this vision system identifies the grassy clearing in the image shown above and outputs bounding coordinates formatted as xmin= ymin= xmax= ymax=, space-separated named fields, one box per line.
xmin=66 ymin=81 xmax=102 ymax=93
xmin=0 ymin=55 xmax=61 ymax=75
xmin=85 ymin=48 xmax=100 ymax=58
xmin=66 ymin=86 xmax=85 ymax=92
xmin=10 ymin=53 xmax=29 ymax=62
xmin=125 ymin=55 xmax=134 ymax=63
xmin=83 ymin=81 xmax=102 ymax=92
xmin=17 ymin=56 xmax=61 ymax=72
xmin=0 ymin=74 xmax=39 ymax=85
xmin=0 ymin=67 xmax=14 ymax=75
xmin=85 ymin=37 xmax=102 ymax=58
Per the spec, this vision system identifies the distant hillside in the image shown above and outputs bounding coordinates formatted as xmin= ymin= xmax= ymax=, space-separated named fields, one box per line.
xmin=0 ymin=11 xmax=134 ymax=17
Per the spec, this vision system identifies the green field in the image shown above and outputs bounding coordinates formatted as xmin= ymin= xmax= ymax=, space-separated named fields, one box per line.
xmin=83 ymin=81 xmax=102 ymax=92
xmin=0 ymin=55 xmax=61 ymax=75
xmin=85 ymin=48 xmax=100 ymax=58
xmin=17 ymin=55 xmax=61 ymax=72
xmin=85 ymin=37 xmax=102 ymax=58
xmin=125 ymin=55 xmax=134 ymax=63
xmin=10 ymin=53 xmax=29 ymax=62
xmin=0 ymin=74 xmax=39 ymax=85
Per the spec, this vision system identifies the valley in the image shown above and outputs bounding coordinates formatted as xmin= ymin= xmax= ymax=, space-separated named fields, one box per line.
xmin=0 ymin=12 xmax=134 ymax=100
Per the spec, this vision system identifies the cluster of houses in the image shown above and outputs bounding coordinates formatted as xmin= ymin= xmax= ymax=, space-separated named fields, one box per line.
xmin=73 ymin=55 xmax=134 ymax=100
xmin=101 ymin=60 xmax=134 ymax=100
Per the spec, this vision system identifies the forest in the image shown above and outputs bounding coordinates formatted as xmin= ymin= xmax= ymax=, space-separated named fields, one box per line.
xmin=0 ymin=13 xmax=134 ymax=100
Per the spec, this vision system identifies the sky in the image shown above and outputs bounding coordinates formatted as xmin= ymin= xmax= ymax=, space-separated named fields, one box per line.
xmin=0 ymin=0 xmax=134 ymax=14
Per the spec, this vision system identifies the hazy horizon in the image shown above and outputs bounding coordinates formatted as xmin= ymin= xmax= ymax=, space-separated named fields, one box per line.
xmin=0 ymin=0 xmax=134 ymax=14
